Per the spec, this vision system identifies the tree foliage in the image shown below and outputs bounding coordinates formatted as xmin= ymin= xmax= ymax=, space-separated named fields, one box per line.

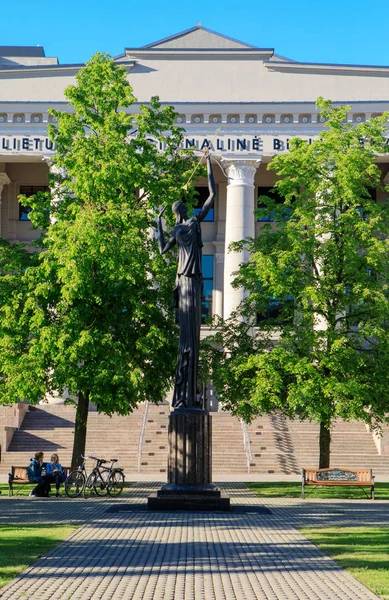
xmin=0 ymin=53 xmax=200 ymax=463
xmin=203 ymin=99 xmax=389 ymax=466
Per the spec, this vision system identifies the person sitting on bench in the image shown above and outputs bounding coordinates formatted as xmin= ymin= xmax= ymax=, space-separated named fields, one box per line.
xmin=45 ymin=453 xmax=66 ymax=497
xmin=27 ymin=451 xmax=51 ymax=497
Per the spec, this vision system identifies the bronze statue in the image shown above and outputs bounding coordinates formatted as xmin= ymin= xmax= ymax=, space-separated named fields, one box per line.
xmin=157 ymin=153 xmax=216 ymax=409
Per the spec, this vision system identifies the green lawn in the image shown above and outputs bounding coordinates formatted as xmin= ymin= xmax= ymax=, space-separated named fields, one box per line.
xmin=301 ymin=527 xmax=389 ymax=599
xmin=0 ymin=481 xmax=134 ymax=497
xmin=0 ymin=483 xmax=57 ymax=497
xmin=246 ymin=481 xmax=389 ymax=500
xmin=0 ymin=524 xmax=78 ymax=589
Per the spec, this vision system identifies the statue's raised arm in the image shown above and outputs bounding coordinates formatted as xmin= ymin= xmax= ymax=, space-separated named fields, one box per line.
xmin=157 ymin=205 xmax=176 ymax=255
xmin=196 ymin=153 xmax=216 ymax=223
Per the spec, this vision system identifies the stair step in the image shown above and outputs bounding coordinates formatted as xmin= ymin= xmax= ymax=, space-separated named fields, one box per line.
xmin=2 ymin=405 xmax=388 ymax=476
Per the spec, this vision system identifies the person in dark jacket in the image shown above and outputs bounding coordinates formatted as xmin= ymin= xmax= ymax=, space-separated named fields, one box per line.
xmin=27 ymin=451 xmax=51 ymax=497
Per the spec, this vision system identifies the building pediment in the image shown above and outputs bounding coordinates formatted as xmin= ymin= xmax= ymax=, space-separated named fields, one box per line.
xmin=141 ymin=26 xmax=255 ymax=50
xmin=121 ymin=25 xmax=274 ymax=61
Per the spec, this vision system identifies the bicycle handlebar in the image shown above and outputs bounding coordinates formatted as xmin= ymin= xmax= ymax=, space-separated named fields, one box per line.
xmin=80 ymin=455 xmax=119 ymax=466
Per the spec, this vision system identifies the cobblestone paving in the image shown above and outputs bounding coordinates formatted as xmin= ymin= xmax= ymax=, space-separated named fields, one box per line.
xmin=0 ymin=483 xmax=385 ymax=599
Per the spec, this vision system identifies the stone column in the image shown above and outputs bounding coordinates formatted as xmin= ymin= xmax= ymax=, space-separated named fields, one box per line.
xmin=212 ymin=247 xmax=224 ymax=319
xmin=43 ymin=157 xmax=67 ymax=224
xmin=0 ymin=172 xmax=11 ymax=237
xmin=222 ymin=159 xmax=261 ymax=319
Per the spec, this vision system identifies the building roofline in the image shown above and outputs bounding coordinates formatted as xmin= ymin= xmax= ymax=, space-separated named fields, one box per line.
xmin=124 ymin=48 xmax=275 ymax=59
xmin=0 ymin=60 xmax=136 ymax=75
xmin=0 ymin=46 xmax=46 ymax=57
xmin=0 ymin=62 xmax=84 ymax=72
xmin=267 ymin=60 xmax=389 ymax=74
xmin=140 ymin=25 xmax=257 ymax=49
xmin=1 ymin=100 xmax=388 ymax=108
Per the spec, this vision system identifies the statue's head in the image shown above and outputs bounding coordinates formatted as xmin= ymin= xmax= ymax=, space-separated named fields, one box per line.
xmin=172 ymin=201 xmax=188 ymax=223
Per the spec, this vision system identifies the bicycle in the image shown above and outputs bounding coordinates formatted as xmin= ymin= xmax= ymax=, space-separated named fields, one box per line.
xmin=64 ymin=455 xmax=125 ymax=498
xmin=64 ymin=455 xmax=88 ymax=498
xmin=86 ymin=458 xmax=125 ymax=497
xmin=83 ymin=456 xmax=111 ymax=498
xmin=65 ymin=455 xmax=108 ymax=498
xmin=104 ymin=459 xmax=125 ymax=497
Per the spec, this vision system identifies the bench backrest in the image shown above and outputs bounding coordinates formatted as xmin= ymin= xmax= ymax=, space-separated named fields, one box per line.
xmin=12 ymin=466 xmax=28 ymax=480
xmin=11 ymin=466 xmax=71 ymax=480
xmin=303 ymin=467 xmax=372 ymax=483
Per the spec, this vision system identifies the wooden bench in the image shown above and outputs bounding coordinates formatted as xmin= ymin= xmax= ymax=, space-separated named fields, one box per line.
xmin=302 ymin=467 xmax=375 ymax=499
xmin=8 ymin=466 xmax=71 ymax=496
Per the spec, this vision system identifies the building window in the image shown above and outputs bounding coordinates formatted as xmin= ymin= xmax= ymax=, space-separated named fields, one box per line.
xmin=19 ymin=185 xmax=48 ymax=221
xmin=202 ymin=255 xmax=213 ymax=324
xmin=257 ymin=186 xmax=286 ymax=222
xmin=257 ymin=296 xmax=294 ymax=324
xmin=356 ymin=187 xmax=377 ymax=220
xmin=193 ymin=186 xmax=214 ymax=222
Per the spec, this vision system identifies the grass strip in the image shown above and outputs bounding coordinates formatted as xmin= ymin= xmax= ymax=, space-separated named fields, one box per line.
xmin=0 ymin=481 xmax=134 ymax=497
xmin=0 ymin=524 xmax=78 ymax=589
xmin=246 ymin=481 xmax=389 ymax=499
xmin=300 ymin=526 xmax=389 ymax=599
xmin=0 ymin=483 xmax=58 ymax=497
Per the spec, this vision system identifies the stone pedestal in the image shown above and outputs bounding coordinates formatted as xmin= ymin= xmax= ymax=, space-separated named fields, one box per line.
xmin=148 ymin=408 xmax=230 ymax=510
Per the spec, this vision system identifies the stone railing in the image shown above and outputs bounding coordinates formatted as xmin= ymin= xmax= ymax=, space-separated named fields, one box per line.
xmin=366 ymin=423 xmax=389 ymax=456
xmin=0 ymin=403 xmax=29 ymax=456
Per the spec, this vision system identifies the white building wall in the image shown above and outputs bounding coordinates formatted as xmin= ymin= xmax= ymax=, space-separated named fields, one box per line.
xmin=1 ymin=26 xmax=389 ymax=323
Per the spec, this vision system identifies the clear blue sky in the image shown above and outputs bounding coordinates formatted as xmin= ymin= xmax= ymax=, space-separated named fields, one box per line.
xmin=1 ymin=0 xmax=388 ymax=67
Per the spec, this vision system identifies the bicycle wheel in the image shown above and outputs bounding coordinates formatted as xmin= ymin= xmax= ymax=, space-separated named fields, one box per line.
xmin=83 ymin=472 xmax=97 ymax=498
xmin=107 ymin=470 xmax=125 ymax=497
xmin=65 ymin=471 xmax=86 ymax=498
xmin=94 ymin=469 xmax=109 ymax=497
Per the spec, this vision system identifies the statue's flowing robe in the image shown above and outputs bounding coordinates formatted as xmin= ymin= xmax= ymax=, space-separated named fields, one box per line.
xmin=173 ymin=216 xmax=203 ymax=408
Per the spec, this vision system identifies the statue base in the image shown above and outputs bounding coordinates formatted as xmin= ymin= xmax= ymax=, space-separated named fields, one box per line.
xmin=148 ymin=408 xmax=230 ymax=511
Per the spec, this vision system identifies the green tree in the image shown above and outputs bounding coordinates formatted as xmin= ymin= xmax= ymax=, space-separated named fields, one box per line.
xmin=203 ymin=99 xmax=389 ymax=468
xmin=0 ymin=240 xmax=39 ymax=403
xmin=0 ymin=53 xmax=199 ymax=467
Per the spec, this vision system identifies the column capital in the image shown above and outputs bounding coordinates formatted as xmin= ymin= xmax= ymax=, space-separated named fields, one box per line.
xmin=0 ymin=172 xmax=10 ymax=204
xmin=0 ymin=172 xmax=10 ymax=189
xmin=43 ymin=155 xmax=53 ymax=168
xmin=43 ymin=157 xmax=67 ymax=178
xmin=221 ymin=159 xmax=261 ymax=186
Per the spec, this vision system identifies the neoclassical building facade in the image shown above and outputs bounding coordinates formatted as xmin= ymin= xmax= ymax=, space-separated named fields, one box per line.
xmin=1 ymin=25 xmax=389 ymax=324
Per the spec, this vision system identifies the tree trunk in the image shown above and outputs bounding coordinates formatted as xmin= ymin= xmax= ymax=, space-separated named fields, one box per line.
xmin=319 ymin=420 xmax=331 ymax=468
xmin=71 ymin=390 xmax=89 ymax=468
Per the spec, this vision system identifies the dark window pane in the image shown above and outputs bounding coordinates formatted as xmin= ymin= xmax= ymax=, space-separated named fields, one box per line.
xmin=19 ymin=185 xmax=48 ymax=221
xmin=257 ymin=186 xmax=286 ymax=222
xmin=202 ymin=300 xmax=212 ymax=323
xmin=356 ymin=188 xmax=377 ymax=220
xmin=202 ymin=255 xmax=213 ymax=279
xmin=258 ymin=187 xmax=290 ymax=222
xmin=193 ymin=186 xmax=214 ymax=222
xmin=201 ymin=255 xmax=213 ymax=324
xmin=203 ymin=280 xmax=213 ymax=301
xmin=366 ymin=187 xmax=377 ymax=202
xmin=19 ymin=206 xmax=32 ymax=221
xmin=257 ymin=296 xmax=294 ymax=324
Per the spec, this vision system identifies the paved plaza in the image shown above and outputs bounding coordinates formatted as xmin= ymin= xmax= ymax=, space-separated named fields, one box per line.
xmin=0 ymin=483 xmax=386 ymax=600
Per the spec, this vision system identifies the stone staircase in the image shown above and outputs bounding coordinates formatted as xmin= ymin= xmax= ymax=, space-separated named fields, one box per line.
xmin=244 ymin=416 xmax=389 ymax=476
xmin=0 ymin=404 xmax=152 ymax=476
xmin=1 ymin=404 xmax=389 ymax=477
